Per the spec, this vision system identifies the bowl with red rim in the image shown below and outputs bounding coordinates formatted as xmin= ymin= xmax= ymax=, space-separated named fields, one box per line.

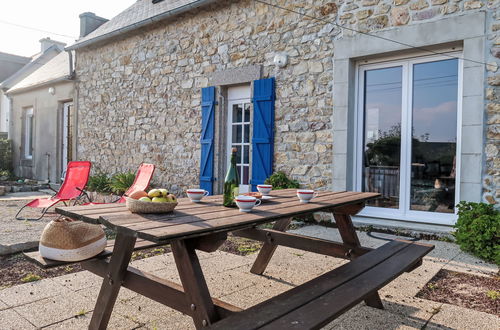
xmin=186 ymin=189 xmax=209 ymax=203
xmin=235 ymin=195 xmax=262 ymax=212
xmin=256 ymin=184 xmax=273 ymax=196
xmin=296 ymin=189 xmax=318 ymax=203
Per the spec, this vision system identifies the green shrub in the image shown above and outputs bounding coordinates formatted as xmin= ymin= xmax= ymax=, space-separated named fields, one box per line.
xmin=87 ymin=172 xmax=112 ymax=193
xmin=109 ymin=172 xmax=136 ymax=195
xmin=264 ymin=171 xmax=300 ymax=190
xmin=0 ymin=139 xmax=13 ymax=172
xmin=453 ymin=201 xmax=500 ymax=265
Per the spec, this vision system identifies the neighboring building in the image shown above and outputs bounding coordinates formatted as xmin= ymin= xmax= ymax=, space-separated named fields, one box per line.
xmin=0 ymin=52 xmax=31 ymax=134
xmin=6 ymin=51 xmax=74 ymax=183
xmin=0 ymin=39 xmax=65 ymax=137
xmin=67 ymin=0 xmax=499 ymax=230
xmin=5 ymin=13 xmax=107 ymax=183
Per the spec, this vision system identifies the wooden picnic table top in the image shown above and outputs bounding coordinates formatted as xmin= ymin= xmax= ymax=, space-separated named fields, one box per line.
xmin=56 ymin=189 xmax=379 ymax=243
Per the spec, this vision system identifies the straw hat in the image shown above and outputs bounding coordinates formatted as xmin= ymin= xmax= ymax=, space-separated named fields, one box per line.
xmin=39 ymin=218 xmax=106 ymax=262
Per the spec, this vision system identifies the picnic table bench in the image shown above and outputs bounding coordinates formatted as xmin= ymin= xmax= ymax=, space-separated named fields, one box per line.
xmin=24 ymin=189 xmax=434 ymax=329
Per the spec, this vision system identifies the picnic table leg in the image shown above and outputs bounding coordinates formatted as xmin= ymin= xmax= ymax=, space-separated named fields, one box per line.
xmin=333 ymin=210 xmax=384 ymax=310
xmin=250 ymin=217 xmax=292 ymax=275
xmin=89 ymin=232 xmax=137 ymax=330
xmin=171 ymin=239 xmax=218 ymax=328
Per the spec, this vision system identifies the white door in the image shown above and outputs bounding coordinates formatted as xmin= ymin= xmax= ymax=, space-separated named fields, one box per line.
xmin=355 ymin=54 xmax=462 ymax=225
xmin=227 ymin=85 xmax=252 ymax=193
xmin=61 ymin=102 xmax=73 ymax=178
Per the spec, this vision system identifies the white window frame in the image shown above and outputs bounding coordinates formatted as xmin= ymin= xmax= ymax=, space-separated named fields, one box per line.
xmin=226 ymin=85 xmax=252 ymax=193
xmin=354 ymin=52 xmax=463 ymax=225
xmin=24 ymin=107 xmax=34 ymax=159
xmin=61 ymin=102 xmax=73 ymax=177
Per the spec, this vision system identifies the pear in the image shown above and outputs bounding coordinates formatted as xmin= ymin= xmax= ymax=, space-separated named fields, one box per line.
xmin=159 ymin=188 xmax=169 ymax=197
xmin=152 ymin=197 xmax=168 ymax=203
xmin=148 ymin=189 xmax=162 ymax=198
xmin=138 ymin=197 xmax=152 ymax=202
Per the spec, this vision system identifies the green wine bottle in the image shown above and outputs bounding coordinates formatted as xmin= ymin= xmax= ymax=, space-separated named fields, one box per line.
xmin=223 ymin=148 xmax=240 ymax=207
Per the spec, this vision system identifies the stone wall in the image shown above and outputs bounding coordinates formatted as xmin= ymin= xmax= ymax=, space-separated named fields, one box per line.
xmin=75 ymin=0 xmax=498 ymax=203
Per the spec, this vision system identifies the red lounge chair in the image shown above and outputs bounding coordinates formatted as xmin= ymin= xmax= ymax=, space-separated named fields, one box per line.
xmin=15 ymin=161 xmax=92 ymax=220
xmin=85 ymin=163 xmax=155 ymax=204
xmin=115 ymin=163 xmax=155 ymax=203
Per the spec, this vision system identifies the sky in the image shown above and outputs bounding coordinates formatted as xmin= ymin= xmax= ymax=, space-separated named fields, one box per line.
xmin=0 ymin=0 xmax=137 ymax=57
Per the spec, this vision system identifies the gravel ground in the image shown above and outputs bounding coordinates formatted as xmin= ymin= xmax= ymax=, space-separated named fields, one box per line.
xmin=0 ymin=195 xmax=59 ymax=254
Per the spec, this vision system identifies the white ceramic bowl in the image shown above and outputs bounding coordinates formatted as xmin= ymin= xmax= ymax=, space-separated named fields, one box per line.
xmin=296 ymin=189 xmax=317 ymax=203
xmin=186 ymin=189 xmax=209 ymax=202
xmin=235 ymin=195 xmax=262 ymax=212
xmin=257 ymin=184 xmax=273 ymax=196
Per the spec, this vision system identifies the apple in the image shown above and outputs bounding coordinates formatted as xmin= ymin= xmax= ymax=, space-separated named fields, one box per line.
xmin=148 ymin=189 xmax=161 ymax=198
xmin=152 ymin=197 xmax=168 ymax=203
xmin=129 ymin=190 xmax=148 ymax=200
xmin=159 ymin=188 xmax=169 ymax=197
xmin=139 ymin=197 xmax=152 ymax=202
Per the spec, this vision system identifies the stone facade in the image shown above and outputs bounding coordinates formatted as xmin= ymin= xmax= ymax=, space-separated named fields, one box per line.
xmin=75 ymin=0 xmax=498 ymax=205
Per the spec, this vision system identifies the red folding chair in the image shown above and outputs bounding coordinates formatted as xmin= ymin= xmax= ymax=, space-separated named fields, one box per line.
xmin=115 ymin=163 xmax=155 ymax=203
xmin=85 ymin=163 xmax=155 ymax=204
xmin=15 ymin=161 xmax=92 ymax=220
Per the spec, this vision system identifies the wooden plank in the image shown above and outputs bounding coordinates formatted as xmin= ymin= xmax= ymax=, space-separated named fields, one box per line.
xmin=102 ymin=192 xmax=359 ymax=235
xmin=259 ymin=242 xmax=434 ymax=330
xmin=105 ymin=191 xmax=349 ymax=227
xmin=82 ymin=259 xmax=242 ymax=318
xmin=134 ymin=192 xmax=378 ymax=242
xmin=208 ymin=240 xmax=412 ymax=330
xmin=209 ymin=240 xmax=433 ymax=330
xmin=249 ymin=218 xmax=292 ymax=275
xmin=235 ymin=228 xmax=372 ymax=260
xmin=172 ymin=239 xmax=219 ymax=328
xmin=23 ymin=238 xmax=161 ymax=269
xmin=89 ymin=233 xmax=137 ymax=330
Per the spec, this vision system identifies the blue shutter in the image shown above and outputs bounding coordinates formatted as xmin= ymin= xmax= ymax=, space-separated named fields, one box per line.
xmin=200 ymin=86 xmax=216 ymax=194
xmin=251 ymin=78 xmax=275 ymax=191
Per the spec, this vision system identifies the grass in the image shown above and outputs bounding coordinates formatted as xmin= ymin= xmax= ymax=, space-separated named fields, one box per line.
xmin=20 ymin=273 xmax=42 ymax=283
xmin=75 ymin=309 xmax=88 ymax=317
xmin=486 ymin=290 xmax=499 ymax=301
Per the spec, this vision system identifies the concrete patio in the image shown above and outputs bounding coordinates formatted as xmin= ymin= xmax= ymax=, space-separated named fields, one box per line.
xmin=0 ymin=225 xmax=498 ymax=329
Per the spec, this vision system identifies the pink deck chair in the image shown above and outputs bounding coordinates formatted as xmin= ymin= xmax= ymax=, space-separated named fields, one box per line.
xmin=115 ymin=163 xmax=155 ymax=203
xmin=15 ymin=161 xmax=92 ymax=220
xmin=85 ymin=163 xmax=155 ymax=204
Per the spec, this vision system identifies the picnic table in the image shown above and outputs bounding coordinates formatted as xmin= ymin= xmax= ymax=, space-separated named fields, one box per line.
xmin=26 ymin=189 xmax=433 ymax=329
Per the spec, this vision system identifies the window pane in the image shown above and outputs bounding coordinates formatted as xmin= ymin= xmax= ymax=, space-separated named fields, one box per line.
xmin=242 ymin=166 xmax=249 ymax=185
xmin=232 ymin=125 xmax=242 ymax=143
xmin=28 ymin=116 xmax=33 ymax=156
xmin=244 ymin=104 xmax=250 ymax=122
xmin=243 ymin=145 xmax=249 ymax=164
xmin=362 ymin=66 xmax=402 ymax=209
xmin=232 ymin=104 xmax=242 ymax=123
xmin=243 ymin=124 xmax=250 ymax=143
xmin=410 ymin=59 xmax=458 ymax=213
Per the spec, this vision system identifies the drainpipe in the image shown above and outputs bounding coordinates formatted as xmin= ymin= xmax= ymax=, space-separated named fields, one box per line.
xmin=46 ymin=153 xmax=50 ymax=183
xmin=67 ymin=50 xmax=75 ymax=79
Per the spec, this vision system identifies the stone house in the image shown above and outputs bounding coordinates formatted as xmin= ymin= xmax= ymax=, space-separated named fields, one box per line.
xmin=67 ymin=0 xmax=498 ymax=231
xmin=0 ymin=39 xmax=65 ymax=136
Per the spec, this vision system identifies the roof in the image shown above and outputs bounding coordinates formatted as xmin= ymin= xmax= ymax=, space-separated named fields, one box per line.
xmin=67 ymin=0 xmax=216 ymax=50
xmin=0 ymin=45 xmax=63 ymax=90
xmin=6 ymin=52 xmax=71 ymax=94
xmin=0 ymin=52 xmax=31 ymax=82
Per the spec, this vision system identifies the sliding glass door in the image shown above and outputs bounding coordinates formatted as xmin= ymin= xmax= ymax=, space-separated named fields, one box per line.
xmin=356 ymin=54 xmax=461 ymax=224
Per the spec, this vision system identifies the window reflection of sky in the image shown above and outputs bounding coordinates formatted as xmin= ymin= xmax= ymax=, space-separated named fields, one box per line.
xmin=413 ymin=59 xmax=458 ymax=143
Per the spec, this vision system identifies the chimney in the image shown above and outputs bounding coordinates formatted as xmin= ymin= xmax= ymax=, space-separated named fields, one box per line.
xmin=39 ymin=38 xmax=66 ymax=52
xmin=79 ymin=12 xmax=108 ymax=38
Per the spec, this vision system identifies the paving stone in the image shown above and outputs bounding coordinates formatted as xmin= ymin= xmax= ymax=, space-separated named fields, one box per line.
xmin=51 ymin=270 xmax=101 ymax=291
xmin=429 ymin=303 xmax=500 ymax=330
xmin=443 ymin=252 xmax=499 ymax=276
xmin=44 ymin=312 xmax=139 ymax=330
xmin=13 ymin=290 xmax=94 ymax=328
xmin=220 ymin=280 xmax=295 ymax=310
xmin=0 ymin=278 xmax=68 ymax=307
xmin=0 ymin=308 xmax=36 ymax=329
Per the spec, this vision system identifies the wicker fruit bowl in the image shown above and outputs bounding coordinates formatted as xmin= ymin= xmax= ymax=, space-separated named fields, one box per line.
xmin=125 ymin=197 xmax=178 ymax=214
